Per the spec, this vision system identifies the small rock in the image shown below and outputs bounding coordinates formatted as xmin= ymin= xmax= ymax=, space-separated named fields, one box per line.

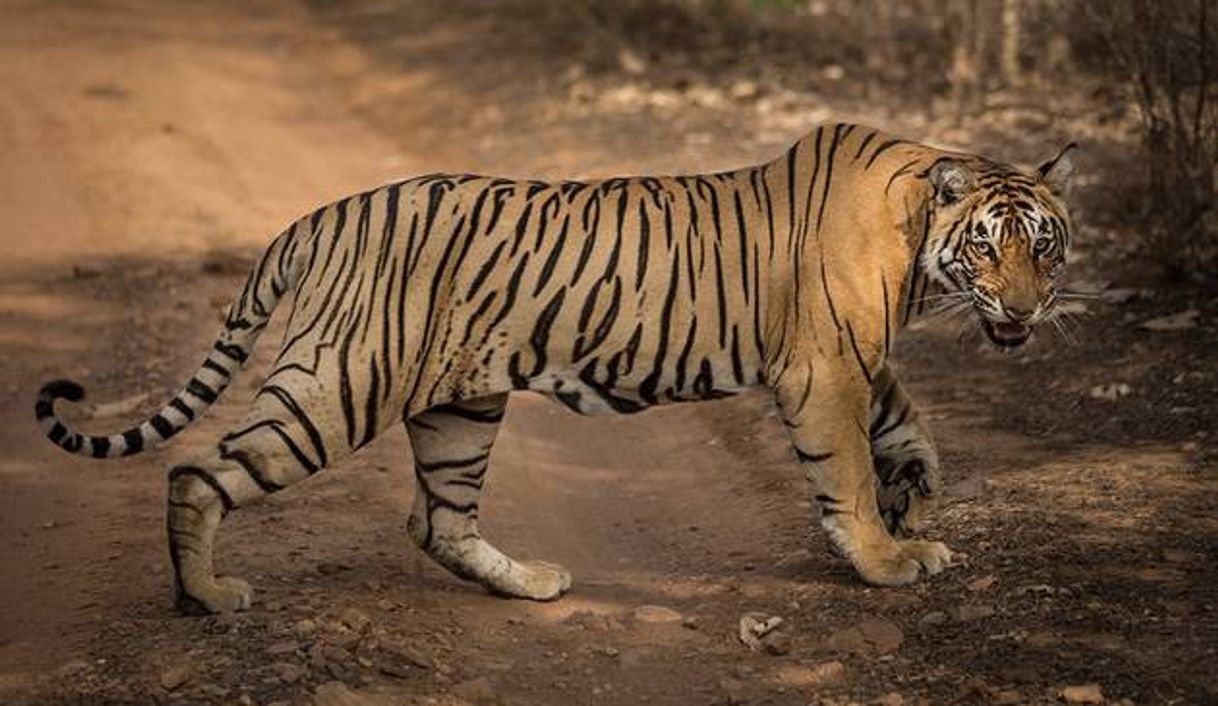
xmin=452 ymin=676 xmax=495 ymax=702
xmin=266 ymin=640 xmax=300 ymax=655
xmin=917 ymin=611 xmax=948 ymax=632
xmin=857 ymin=616 xmax=904 ymax=653
xmin=380 ymin=642 xmax=432 ymax=670
xmin=952 ymin=604 xmax=996 ymax=622
xmin=1139 ymin=309 xmax=1199 ymax=331
xmin=1058 ymin=683 xmax=1104 ymax=704
xmin=317 ymin=562 xmax=352 ymax=576
xmin=294 ymin=618 xmax=319 ymax=637
xmin=761 ymin=630 xmax=793 ymax=655
xmin=634 ymin=605 xmax=682 ymax=624
xmin=276 ymin=662 xmax=307 ymax=684
xmin=872 ymin=693 xmax=904 ymax=706
xmin=739 ymin=612 xmax=784 ymax=650
xmin=55 ymin=659 xmax=92 ymax=677
xmin=312 ymin=681 xmax=367 ymax=706
xmin=159 ymin=664 xmax=193 ymax=691
xmin=197 ymin=683 xmax=230 ymax=699
xmin=1015 ymin=584 xmax=1057 ymax=597
xmin=1089 ymin=383 xmax=1132 ymax=401
xmin=339 ymin=607 xmax=371 ymax=634
xmin=967 ymin=575 xmax=997 ymax=592
xmin=775 ymin=660 xmax=845 ymax=687
xmin=822 ymin=616 xmax=903 ymax=654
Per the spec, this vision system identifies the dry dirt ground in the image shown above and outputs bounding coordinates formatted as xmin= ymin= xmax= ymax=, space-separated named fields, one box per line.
xmin=1 ymin=2 xmax=1216 ymax=705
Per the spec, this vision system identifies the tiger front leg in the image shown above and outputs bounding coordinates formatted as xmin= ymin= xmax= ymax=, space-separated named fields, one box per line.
xmin=776 ymin=361 xmax=954 ymax=586
xmin=405 ymin=394 xmax=571 ymax=601
xmin=869 ymin=363 xmax=942 ymax=538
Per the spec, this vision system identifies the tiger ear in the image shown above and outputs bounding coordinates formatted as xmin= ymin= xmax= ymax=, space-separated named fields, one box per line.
xmin=1037 ymin=143 xmax=1078 ymax=197
xmin=928 ymin=159 xmax=976 ymax=206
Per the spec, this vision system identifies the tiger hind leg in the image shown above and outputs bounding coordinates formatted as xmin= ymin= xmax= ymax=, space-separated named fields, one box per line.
xmin=869 ymin=364 xmax=941 ymax=538
xmin=405 ymin=394 xmax=571 ymax=601
xmin=168 ymin=401 xmax=328 ymax=614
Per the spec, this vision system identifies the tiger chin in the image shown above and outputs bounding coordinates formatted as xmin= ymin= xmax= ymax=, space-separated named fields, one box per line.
xmin=34 ymin=122 xmax=1076 ymax=613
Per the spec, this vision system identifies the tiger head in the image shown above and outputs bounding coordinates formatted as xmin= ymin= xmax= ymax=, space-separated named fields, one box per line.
xmin=923 ymin=145 xmax=1078 ymax=348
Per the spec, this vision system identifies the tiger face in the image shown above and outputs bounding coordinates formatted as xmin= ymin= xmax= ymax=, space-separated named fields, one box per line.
xmin=925 ymin=145 xmax=1077 ymax=348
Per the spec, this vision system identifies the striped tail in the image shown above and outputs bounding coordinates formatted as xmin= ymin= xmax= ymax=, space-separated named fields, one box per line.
xmin=35 ymin=223 xmax=307 ymax=458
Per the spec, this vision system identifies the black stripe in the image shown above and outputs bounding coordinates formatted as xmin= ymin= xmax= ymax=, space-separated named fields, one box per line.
xmin=121 ymin=428 xmax=144 ymax=455
xmin=417 ymin=452 xmax=491 ymax=473
xmin=186 ymin=378 xmax=218 ymax=404
xmin=91 ymin=436 xmax=110 ymax=458
xmin=259 ymin=384 xmax=328 ymax=468
xmin=796 ymin=449 xmax=834 ymax=463
xmin=202 ymin=359 xmax=229 ymax=377
xmin=845 ymin=322 xmax=874 ymax=385
xmin=466 ymin=240 xmax=507 ymax=301
xmin=150 ymin=414 xmax=176 ymax=439
xmin=169 ymin=397 xmax=195 ymax=421
xmin=221 ymin=447 xmax=284 ymax=493
xmin=213 ymin=341 xmax=248 ymax=364
xmin=429 ymin=403 xmax=505 ymax=424
xmin=853 ymin=131 xmax=877 ymax=161
xmin=168 ymin=465 xmax=234 ymax=513
xmin=865 ymin=138 xmax=907 ymax=169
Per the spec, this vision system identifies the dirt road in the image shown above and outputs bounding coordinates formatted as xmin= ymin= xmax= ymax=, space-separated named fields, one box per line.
xmin=2 ymin=2 xmax=1215 ymax=705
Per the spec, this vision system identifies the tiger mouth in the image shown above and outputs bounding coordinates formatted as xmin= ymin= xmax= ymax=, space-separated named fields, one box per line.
xmin=981 ymin=319 xmax=1031 ymax=348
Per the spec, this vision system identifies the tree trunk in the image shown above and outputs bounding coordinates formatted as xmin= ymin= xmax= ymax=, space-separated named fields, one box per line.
xmin=1002 ymin=0 xmax=1023 ymax=87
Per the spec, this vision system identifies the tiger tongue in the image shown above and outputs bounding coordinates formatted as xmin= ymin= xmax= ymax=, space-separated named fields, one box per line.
xmin=982 ymin=319 xmax=1031 ymax=347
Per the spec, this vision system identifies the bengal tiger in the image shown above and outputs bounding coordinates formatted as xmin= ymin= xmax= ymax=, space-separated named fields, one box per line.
xmin=35 ymin=123 xmax=1077 ymax=614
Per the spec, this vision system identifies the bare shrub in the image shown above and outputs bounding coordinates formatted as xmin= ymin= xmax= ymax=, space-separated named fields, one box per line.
xmin=1080 ymin=1 xmax=1216 ymax=278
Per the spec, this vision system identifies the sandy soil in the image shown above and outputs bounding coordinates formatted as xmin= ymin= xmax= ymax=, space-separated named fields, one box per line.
xmin=1 ymin=2 xmax=1215 ymax=705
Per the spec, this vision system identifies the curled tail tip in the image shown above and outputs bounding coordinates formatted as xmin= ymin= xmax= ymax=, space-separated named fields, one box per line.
xmin=36 ymin=379 xmax=85 ymax=420
xmin=40 ymin=379 xmax=86 ymax=403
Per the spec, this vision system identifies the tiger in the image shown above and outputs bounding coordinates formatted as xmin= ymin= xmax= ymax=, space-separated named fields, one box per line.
xmin=35 ymin=122 xmax=1077 ymax=614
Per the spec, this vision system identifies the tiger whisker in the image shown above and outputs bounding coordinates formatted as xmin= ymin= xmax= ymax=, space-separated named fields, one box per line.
xmin=910 ymin=291 xmax=971 ymax=306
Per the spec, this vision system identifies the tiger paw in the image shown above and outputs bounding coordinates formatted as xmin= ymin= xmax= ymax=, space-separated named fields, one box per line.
xmin=491 ymin=560 xmax=572 ymax=601
xmin=175 ymin=575 xmax=254 ymax=615
xmin=852 ymin=540 xmax=954 ymax=587
xmin=875 ymin=459 xmax=939 ymax=538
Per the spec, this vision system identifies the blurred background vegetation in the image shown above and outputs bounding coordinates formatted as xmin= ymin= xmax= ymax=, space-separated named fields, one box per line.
xmin=557 ymin=0 xmax=1214 ymax=282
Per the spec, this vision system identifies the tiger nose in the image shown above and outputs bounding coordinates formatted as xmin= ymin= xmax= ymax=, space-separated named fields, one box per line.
xmin=1004 ymin=303 xmax=1035 ymax=322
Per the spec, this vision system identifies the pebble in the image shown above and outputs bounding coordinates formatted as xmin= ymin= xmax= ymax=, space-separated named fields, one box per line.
xmin=317 ymin=562 xmax=353 ymax=576
xmin=761 ymin=630 xmax=793 ymax=656
xmin=275 ymin=661 xmax=306 ymax=684
xmin=1059 ymin=684 xmax=1104 ymax=704
xmin=293 ymin=618 xmax=318 ymax=637
xmin=775 ymin=660 xmax=845 ymax=687
xmin=634 ymin=605 xmax=682 ymax=624
xmin=339 ymin=607 xmax=372 ymax=634
xmin=159 ymin=664 xmax=193 ymax=691
xmin=967 ymin=575 xmax=997 ymax=592
xmin=917 ymin=611 xmax=948 ymax=632
xmin=452 ymin=676 xmax=496 ymax=702
xmin=822 ymin=616 xmax=903 ymax=655
xmin=951 ymin=603 xmax=996 ymax=622
xmin=266 ymin=639 xmax=300 ymax=655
